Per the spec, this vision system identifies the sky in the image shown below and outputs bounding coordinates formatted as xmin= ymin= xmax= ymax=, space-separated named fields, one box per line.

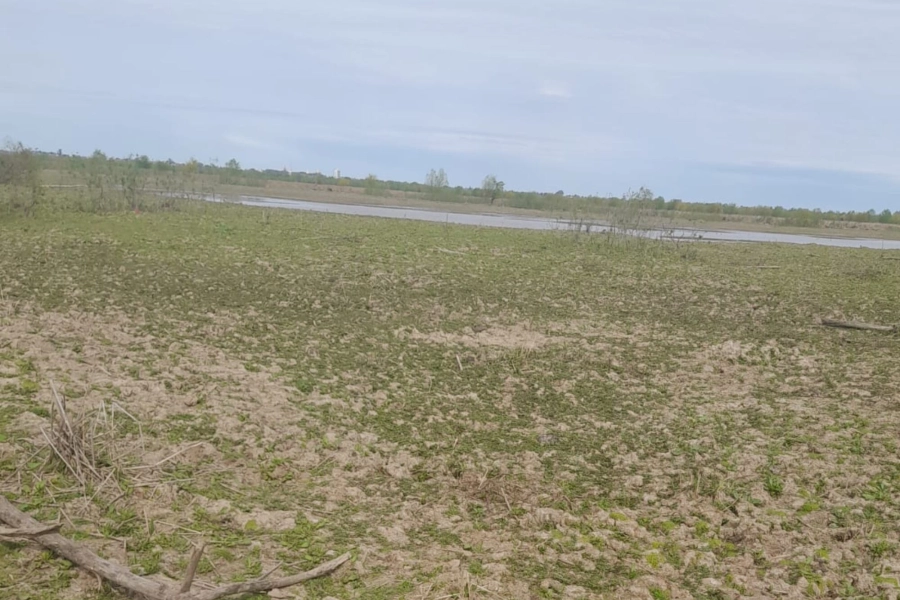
xmin=1 ymin=0 xmax=899 ymax=212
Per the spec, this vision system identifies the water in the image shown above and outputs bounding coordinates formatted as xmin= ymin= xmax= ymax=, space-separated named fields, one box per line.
xmin=221 ymin=195 xmax=900 ymax=250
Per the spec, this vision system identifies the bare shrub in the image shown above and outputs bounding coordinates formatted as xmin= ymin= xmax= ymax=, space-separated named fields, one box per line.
xmin=0 ymin=140 xmax=43 ymax=215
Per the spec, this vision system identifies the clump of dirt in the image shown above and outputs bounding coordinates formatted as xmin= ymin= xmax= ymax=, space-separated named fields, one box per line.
xmin=398 ymin=323 xmax=560 ymax=349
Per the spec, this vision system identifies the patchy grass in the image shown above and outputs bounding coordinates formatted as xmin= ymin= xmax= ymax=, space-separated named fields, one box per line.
xmin=0 ymin=202 xmax=899 ymax=599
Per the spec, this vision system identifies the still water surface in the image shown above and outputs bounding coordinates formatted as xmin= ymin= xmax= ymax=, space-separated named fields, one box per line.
xmin=223 ymin=195 xmax=900 ymax=250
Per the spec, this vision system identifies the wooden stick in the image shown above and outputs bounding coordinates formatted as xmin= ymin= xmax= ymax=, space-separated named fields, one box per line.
xmin=191 ymin=553 xmax=352 ymax=600
xmin=821 ymin=318 xmax=896 ymax=332
xmin=126 ymin=442 xmax=205 ymax=471
xmin=0 ymin=495 xmax=350 ymax=600
xmin=180 ymin=543 xmax=206 ymax=593
xmin=0 ymin=495 xmax=170 ymax=598
xmin=0 ymin=524 xmax=62 ymax=538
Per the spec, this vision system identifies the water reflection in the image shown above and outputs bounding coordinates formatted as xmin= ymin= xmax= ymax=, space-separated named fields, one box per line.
xmin=218 ymin=195 xmax=900 ymax=250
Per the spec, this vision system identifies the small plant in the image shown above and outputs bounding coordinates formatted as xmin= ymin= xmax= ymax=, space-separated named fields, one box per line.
xmin=764 ymin=473 xmax=784 ymax=498
xmin=20 ymin=378 xmax=40 ymax=395
xmin=869 ymin=539 xmax=895 ymax=558
xmin=862 ymin=479 xmax=893 ymax=502
xmin=467 ymin=560 xmax=486 ymax=575
xmin=649 ymin=587 xmax=671 ymax=600
xmin=798 ymin=500 xmax=820 ymax=515
xmin=294 ymin=378 xmax=314 ymax=393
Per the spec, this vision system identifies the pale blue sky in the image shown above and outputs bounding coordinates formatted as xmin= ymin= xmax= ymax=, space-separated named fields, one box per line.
xmin=2 ymin=0 xmax=899 ymax=211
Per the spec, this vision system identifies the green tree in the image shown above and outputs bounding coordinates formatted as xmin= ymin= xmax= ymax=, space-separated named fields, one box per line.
xmin=183 ymin=158 xmax=200 ymax=175
xmin=221 ymin=158 xmax=242 ymax=185
xmin=425 ymin=168 xmax=449 ymax=189
xmin=364 ymin=174 xmax=386 ymax=196
xmin=623 ymin=186 xmax=654 ymax=205
xmin=425 ymin=168 xmax=450 ymax=201
xmin=482 ymin=175 xmax=504 ymax=205
xmin=86 ymin=148 xmax=112 ymax=205
xmin=0 ymin=141 xmax=42 ymax=215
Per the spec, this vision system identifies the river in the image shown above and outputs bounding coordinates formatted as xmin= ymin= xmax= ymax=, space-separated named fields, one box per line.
xmin=220 ymin=195 xmax=900 ymax=250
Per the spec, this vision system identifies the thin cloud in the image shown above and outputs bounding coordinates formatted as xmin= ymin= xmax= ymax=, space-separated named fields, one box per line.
xmin=538 ymin=83 xmax=572 ymax=99
xmin=223 ymin=134 xmax=271 ymax=149
xmin=3 ymin=0 xmax=900 ymax=208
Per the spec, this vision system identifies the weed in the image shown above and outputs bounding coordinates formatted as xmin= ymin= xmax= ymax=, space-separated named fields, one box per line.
xmin=649 ymin=587 xmax=671 ymax=600
xmin=764 ymin=473 xmax=784 ymax=498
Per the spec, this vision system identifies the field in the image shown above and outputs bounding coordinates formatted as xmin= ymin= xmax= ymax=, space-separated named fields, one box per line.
xmin=1 ymin=201 xmax=899 ymax=599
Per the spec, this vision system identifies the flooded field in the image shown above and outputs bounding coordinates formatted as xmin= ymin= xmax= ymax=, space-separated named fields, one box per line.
xmin=232 ymin=195 xmax=900 ymax=250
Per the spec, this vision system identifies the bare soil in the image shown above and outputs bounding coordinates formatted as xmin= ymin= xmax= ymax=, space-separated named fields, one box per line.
xmin=0 ymin=205 xmax=898 ymax=599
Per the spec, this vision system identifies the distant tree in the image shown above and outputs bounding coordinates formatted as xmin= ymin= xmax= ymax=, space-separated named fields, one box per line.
xmin=220 ymin=158 xmax=243 ymax=185
xmin=425 ymin=168 xmax=449 ymax=189
xmin=364 ymin=174 xmax=386 ymax=196
xmin=879 ymin=209 xmax=893 ymax=224
xmin=85 ymin=149 xmax=112 ymax=201
xmin=424 ymin=168 xmax=451 ymax=201
xmin=183 ymin=158 xmax=200 ymax=175
xmin=134 ymin=155 xmax=151 ymax=169
xmin=555 ymin=190 xmax=565 ymax=196
xmin=0 ymin=141 xmax=43 ymax=215
xmin=623 ymin=186 xmax=654 ymax=205
xmin=482 ymin=175 xmax=504 ymax=205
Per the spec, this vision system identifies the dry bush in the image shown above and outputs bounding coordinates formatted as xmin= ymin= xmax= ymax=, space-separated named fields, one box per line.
xmin=0 ymin=140 xmax=43 ymax=215
xmin=40 ymin=382 xmax=142 ymax=499
xmin=458 ymin=470 xmax=531 ymax=514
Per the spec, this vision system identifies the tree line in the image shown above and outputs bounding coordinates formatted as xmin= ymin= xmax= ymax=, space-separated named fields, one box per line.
xmin=3 ymin=144 xmax=899 ymax=226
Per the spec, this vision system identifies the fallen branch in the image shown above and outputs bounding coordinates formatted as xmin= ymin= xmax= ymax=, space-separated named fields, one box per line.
xmin=821 ymin=318 xmax=896 ymax=333
xmin=0 ymin=495 xmax=350 ymax=600
xmin=126 ymin=442 xmax=206 ymax=471
xmin=0 ymin=524 xmax=62 ymax=538
xmin=180 ymin=543 xmax=207 ymax=593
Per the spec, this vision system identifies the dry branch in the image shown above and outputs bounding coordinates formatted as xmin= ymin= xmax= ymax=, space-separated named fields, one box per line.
xmin=0 ymin=524 xmax=61 ymax=538
xmin=42 ymin=382 xmax=105 ymax=490
xmin=0 ymin=495 xmax=350 ymax=600
xmin=821 ymin=318 xmax=896 ymax=332
xmin=180 ymin=543 xmax=207 ymax=593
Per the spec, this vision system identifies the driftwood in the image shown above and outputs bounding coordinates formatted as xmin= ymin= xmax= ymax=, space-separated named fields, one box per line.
xmin=0 ymin=524 xmax=62 ymax=538
xmin=0 ymin=495 xmax=350 ymax=600
xmin=821 ymin=318 xmax=896 ymax=333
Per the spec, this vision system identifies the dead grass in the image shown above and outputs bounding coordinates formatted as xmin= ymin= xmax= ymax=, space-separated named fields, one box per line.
xmin=0 ymin=202 xmax=899 ymax=599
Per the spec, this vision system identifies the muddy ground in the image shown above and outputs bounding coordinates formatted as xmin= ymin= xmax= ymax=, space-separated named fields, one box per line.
xmin=0 ymin=204 xmax=898 ymax=599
